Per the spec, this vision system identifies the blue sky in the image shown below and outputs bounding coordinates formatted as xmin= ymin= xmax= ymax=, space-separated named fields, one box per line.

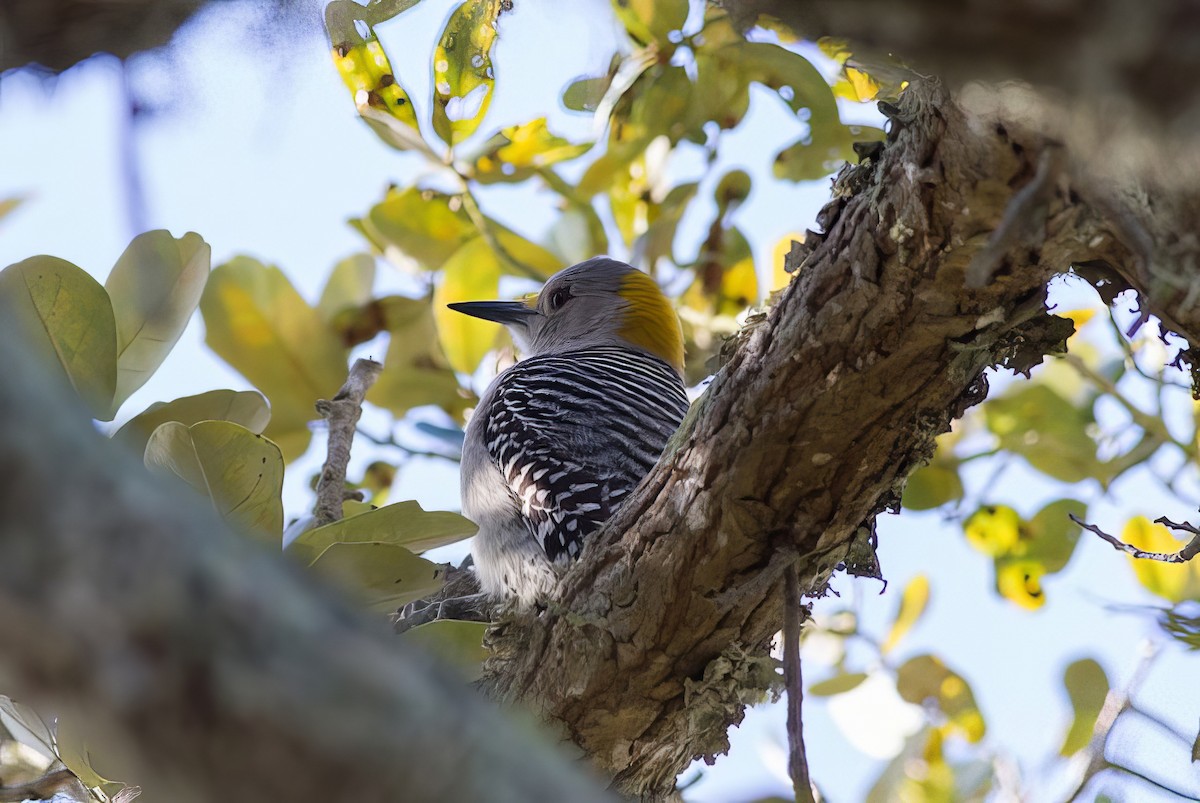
xmin=2 ymin=1 xmax=1198 ymax=800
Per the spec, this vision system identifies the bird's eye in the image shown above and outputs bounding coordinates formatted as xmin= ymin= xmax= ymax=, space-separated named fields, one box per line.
xmin=548 ymin=289 xmax=570 ymax=310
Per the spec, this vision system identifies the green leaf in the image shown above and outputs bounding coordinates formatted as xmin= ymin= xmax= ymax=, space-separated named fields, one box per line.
xmin=634 ymin=181 xmax=698 ymax=272
xmin=433 ymin=237 xmax=505 ymax=373
xmin=144 ymin=420 xmax=284 ymax=543
xmin=401 ymin=619 xmax=489 ymax=679
xmin=288 ymin=499 xmax=477 ymax=565
xmin=365 ymin=296 xmax=475 ymax=418
xmin=310 ymin=542 xmax=445 ymax=611
xmin=470 ymin=118 xmax=592 ymax=184
xmin=353 ymin=186 xmax=476 ymax=269
xmin=105 ymin=230 xmax=211 ymax=410
xmin=317 ymin=253 xmax=376 ymax=321
xmin=882 ymin=574 xmax=930 ymax=655
xmin=902 ymin=463 xmax=963 ymax=510
xmin=55 ymin=716 xmax=119 ymax=788
xmin=113 ymin=389 xmax=271 ymax=457
xmin=985 ymin=383 xmax=1098 ymax=483
xmin=896 ymin=654 xmax=986 ymax=742
xmin=1059 ymin=657 xmax=1109 ymax=756
xmin=611 ymin=0 xmax=689 ymax=46
xmin=0 ymin=256 xmax=118 ymax=419
xmin=562 ymin=74 xmax=612 ymax=113
xmin=808 ymin=672 xmax=869 ymax=697
xmin=432 ymin=0 xmax=501 ymax=147
xmin=1024 ymin=499 xmax=1087 ymax=573
xmin=200 ymin=257 xmax=349 ymax=461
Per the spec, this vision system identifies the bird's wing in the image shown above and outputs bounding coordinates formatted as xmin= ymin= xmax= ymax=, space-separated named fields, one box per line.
xmin=483 ymin=349 xmax=688 ymax=563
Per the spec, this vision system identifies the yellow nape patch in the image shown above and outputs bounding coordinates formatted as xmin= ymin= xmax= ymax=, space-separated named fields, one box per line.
xmin=618 ymin=271 xmax=685 ymax=374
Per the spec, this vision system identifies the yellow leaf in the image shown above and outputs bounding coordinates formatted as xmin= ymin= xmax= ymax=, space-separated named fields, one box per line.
xmin=433 ymin=237 xmax=504 ymax=374
xmin=882 ymin=574 xmax=930 ymax=654
xmin=329 ymin=17 xmax=421 ymax=140
xmin=317 ymin=253 xmax=376 ymax=321
xmin=0 ymin=256 xmax=117 ymax=419
xmin=200 ymin=257 xmax=349 ymax=461
xmin=996 ymin=560 xmax=1047 ymax=610
xmin=964 ymin=505 xmax=1021 ymax=557
xmin=1122 ymin=516 xmax=1200 ymax=603
xmin=432 ymin=0 xmax=502 ymax=147
xmin=770 ymin=232 xmax=805 ymax=292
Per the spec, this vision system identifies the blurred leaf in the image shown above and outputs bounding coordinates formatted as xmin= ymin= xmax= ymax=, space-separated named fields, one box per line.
xmin=0 ymin=256 xmax=117 ymax=419
xmin=1122 ymin=516 xmax=1200 ymax=603
xmin=432 ymin=0 xmax=501 ymax=147
xmin=366 ymin=295 xmax=475 ymax=418
xmin=55 ymin=716 xmax=118 ymax=788
xmin=808 ymin=672 xmax=869 ymax=697
xmin=317 ymin=253 xmax=376 ymax=321
xmin=882 ymin=574 xmax=930 ymax=655
xmin=1059 ymin=657 xmax=1109 ymax=756
xmin=0 ymin=196 xmax=24 ymax=222
xmin=144 ymin=420 xmax=284 ymax=543
xmin=402 ymin=619 xmax=489 ymax=679
xmin=433 ymin=237 xmax=504 ymax=373
xmin=1158 ymin=605 xmax=1200 ymax=650
xmin=491 ymin=224 xmax=564 ymax=279
xmin=353 ymin=186 xmax=475 ymax=269
xmin=995 ymin=559 xmax=1046 ymax=610
xmin=985 ymin=384 xmax=1098 ymax=483
xmin=562 ymin=74 xmax=612 ymax=112
xmin=611 ymin=0 xmax=688 ymax=46
xmin=903 ymin=463 xmax=963 ymax=511
xmin=833 ymin=66 xmax=881 ymax=102
xmin=470 ymin=118 xmax=591 ymax=184
xmin=200 ymin=257 xmax=349 ymax=461
xmin=289 ymin=499 xmax=476 ymax=564
xmin=770 ymin=233 xmax=805 ymax=293
xmin=896 ymin=654 xmax=986 ymax=742
xmin=633 ymin=181 xmax=697 ymax=271
xmin=866 ymin=726 xmax=957 ymax=803
xmin=311 ymin=542 xmax=445 ymax=610
xmin=113 ymin=389 xmax=270 ymax=456
xmin=0 ymin=695 xmax=55 ymax=762
xmin=774 ymin=122 xmax=886 ymax=182
xmin=327 ymin=4 xmax=422 ymax=144
xmin=357 ymin=460 xmax=397 ymax=505
xmin=105 ymin=230 xmax=211 ymax=410
xmin=1023 ymin=499 xmax=1086 ymax=573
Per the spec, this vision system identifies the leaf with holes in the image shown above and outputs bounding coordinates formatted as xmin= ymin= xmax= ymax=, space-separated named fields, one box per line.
xmin=432 ymin=0 xmax=502 ymax=147
xmin=144 ymin=420 xmax=284 ymax=543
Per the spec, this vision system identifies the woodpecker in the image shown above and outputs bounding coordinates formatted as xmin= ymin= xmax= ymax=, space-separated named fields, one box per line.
xmin=450 ymin=257 xmax=689 ymax=607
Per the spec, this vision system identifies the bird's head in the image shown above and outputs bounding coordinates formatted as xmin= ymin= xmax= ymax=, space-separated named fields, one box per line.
xmin=448 ymin=257 xmax=684 ymax=375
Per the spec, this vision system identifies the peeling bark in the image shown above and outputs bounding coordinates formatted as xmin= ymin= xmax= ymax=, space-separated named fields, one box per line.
xmin=481 ymin=80 xmax=1200 ymax=798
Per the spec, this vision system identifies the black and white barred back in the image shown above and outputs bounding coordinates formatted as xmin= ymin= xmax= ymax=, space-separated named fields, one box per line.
xmin=484 ymin=347 xmax=689 ymax=562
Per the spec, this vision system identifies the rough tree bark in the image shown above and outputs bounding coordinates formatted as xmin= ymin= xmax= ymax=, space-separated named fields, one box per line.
xmin=481 ymin=78 xmax=1200 ymax=797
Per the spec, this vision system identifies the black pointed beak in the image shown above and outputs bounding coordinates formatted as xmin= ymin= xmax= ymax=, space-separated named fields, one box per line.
xmin=447 ymin=300 xmax=540 ymax=327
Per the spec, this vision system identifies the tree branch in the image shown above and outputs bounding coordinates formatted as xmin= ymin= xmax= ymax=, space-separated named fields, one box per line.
xmin=1071 ymin=514 xmax=1200 ymax=564
xmin=0 ymin=329 xmax=608 ymax=803
xmin=314 ymin=358 xmax=382 ymax=526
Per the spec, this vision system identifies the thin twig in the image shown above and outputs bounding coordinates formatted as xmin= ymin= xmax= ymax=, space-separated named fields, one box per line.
xmin=314 ymin=359 xmax=383 ymax=526
xmin=1071 ymin=514 xmax=1200 ymax=563
xmin=783 ymin=568 xmax=815 ymax=803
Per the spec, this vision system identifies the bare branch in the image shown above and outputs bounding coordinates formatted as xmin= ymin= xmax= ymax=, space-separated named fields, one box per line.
xmin=314 ymin=358 xmax=382 ymax=526
xmin=1071 ymin=514 xmax=1200 ymax=563
xmin=783 ymin=571 xmax=815 ymax=803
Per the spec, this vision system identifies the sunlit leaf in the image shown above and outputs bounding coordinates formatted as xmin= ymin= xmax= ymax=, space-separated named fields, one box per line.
xmin=144 ymin=420 xmax=284 ymax=543
xmin=432 ymin=0 xmax=502 ymax=147
xmin=317 ymin=253 xmax=376 ymax=321
xmin=770 ymin=233 xmax=805 ymax=293
xmin=611 ymin=0 xmax=689 ymax=46
xmin=896 ymin=654 xmax=986 ymax=742
xmin=288 ymin=499 xmax=476 ymax=565
xmin=327 ymin=2 xmax=422 ymax=144
xmin=56 ymin=716 xmax=118 ymax=788
xmin=882 ymin=574 xmax=930 ymax=655
xmin=491 ymin=225 xmax=564 ymax=279
xmin=1122 ymin=516 xmax=1200 ymax=603
xmin=995 ymin=559 xmax=1047 ymax=610
xmin=1059 ymin=657 xmax=1109 ymax=756
xmin=808 ymin=672 xmax=869 ymax=697
xmin=365 ymin=295 xmax=475 ymax=418
xmin=105 ymin=230 xmax=211 ymax=410
xmin=402 ymin=619 xmax=489 ymax=679
xmin=310 ymin=542 xmax=445 ymax=610
xmin=433 ymin=237 xmax=505 ymax=373
xmin=353 ymin=186 xmax=475 ymax=269
xmin=470 ymin=118 xmax=592 ymax=184
xmin=200 ymin=257 xmax=349 ymax=461
xmin=0 ymin=256 xmax=117 ymax=419
xmin=113 ymin=389 xmax=270 ymax=456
